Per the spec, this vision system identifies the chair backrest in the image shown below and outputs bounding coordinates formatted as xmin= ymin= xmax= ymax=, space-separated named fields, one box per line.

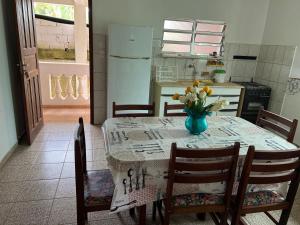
xmin=165 ymin=142 xmax=240 ymax=212
xmin=256 ymin=108 xmax=298 ymax=143
xmin=163 ymin=102 xmax=187 ymax=117
xmin=235 ymin=146 xmax=300 ymax=213
xmin=74 ymin=117 xmax=87 ymax=203
xmin=112 ymin=102 xmax=155 ymax=118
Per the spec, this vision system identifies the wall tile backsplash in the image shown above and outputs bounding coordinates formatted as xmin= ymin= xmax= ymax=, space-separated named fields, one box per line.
xmin=254 ymin=45 xmax=296 ymax=114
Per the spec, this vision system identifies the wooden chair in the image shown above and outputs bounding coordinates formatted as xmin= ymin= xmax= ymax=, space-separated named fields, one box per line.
xmin=163 ymin=102 xmax=187 ymax=117
xmin=162 ymin=142 xmax=240 ymax=225
xmin=231 ymin=146 xmax=300 ymax=225
xmin=256 ymin=108 xmax=298 ymax=143
xmin=74 ymin=117 xmax=115 ymax=225
xmin=112 ymin=102 xmax=155 ymax=117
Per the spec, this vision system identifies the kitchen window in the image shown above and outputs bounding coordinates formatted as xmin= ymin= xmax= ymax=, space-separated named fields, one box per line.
xmin=161 ymin=19 xmax=226 ymax=57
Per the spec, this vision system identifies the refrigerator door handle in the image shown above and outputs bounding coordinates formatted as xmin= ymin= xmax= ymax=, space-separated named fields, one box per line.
xmin=110 ymin=55 xmax=150 ymax=60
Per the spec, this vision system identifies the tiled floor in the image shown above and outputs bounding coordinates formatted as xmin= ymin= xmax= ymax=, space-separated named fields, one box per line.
xmin=0 ymin=122 xmax=300 ymax=225
xmin=43 ymin=108 xmax=90 ymax=123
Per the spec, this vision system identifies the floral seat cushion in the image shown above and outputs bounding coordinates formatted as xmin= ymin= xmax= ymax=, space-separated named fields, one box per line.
xmin=172 ymin=193 xmax=224 ymax=208
xmin=243 ymin=190 xmax=285 ymax=207
xmin=84 ymin=170 xmax=115 ymax=207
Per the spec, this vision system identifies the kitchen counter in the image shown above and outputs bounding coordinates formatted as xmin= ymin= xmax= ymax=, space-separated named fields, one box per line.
xmin=154 ymin=81 xmax=245 ymax=117
xmin=156 ymin=81 xmax=243 ymax=88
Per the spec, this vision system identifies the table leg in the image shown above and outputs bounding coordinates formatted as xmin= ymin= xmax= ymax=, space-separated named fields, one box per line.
xmin=138 ymin=204 xmax=146 ymax=225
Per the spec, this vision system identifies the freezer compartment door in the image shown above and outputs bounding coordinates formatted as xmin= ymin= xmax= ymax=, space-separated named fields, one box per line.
xmin=108 ymin=24 xmax=153 ymax=58
xmin=107 ymin=57 xmax=152 ymax=118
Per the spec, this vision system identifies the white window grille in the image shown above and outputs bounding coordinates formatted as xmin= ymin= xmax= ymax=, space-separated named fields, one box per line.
xmin=161 ymin=19 xmax=226 ymax=57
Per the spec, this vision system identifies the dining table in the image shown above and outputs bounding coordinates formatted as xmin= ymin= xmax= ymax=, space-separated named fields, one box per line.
xmin=102 ymin=116 xmax=297 ymax=224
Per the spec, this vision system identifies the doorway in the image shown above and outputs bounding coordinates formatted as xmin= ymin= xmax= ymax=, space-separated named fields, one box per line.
xmin=33 ymin=0 xmax=91 ymax=123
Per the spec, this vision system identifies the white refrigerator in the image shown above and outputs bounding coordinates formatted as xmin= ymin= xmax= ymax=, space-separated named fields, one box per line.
xmin=107 ymin=24 xmax=153 ymax=118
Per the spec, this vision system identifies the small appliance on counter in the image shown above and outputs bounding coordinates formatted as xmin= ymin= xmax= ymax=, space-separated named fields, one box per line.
xmin=232 ymin=78 xmax=271 ymax=124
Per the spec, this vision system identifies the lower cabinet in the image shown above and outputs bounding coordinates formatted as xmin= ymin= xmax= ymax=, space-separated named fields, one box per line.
xmin=154 ymin=84 xmax=244 ymax=117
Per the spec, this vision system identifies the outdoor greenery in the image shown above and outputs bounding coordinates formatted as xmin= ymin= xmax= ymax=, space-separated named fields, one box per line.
xmin=34 ymin=2 xmax=74 ymax=20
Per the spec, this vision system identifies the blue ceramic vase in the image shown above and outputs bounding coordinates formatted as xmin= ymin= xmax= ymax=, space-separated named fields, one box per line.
xmin=185 ymin=112 xmax=208 ymax=135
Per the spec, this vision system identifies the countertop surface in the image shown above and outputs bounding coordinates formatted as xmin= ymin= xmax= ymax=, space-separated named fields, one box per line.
xmin=156 ymin=81 xmax=244 ymax=88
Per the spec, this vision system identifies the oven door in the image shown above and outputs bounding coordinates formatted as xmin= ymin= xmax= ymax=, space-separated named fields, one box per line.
xmin=241 ymin=96 xmax=270 ymax=123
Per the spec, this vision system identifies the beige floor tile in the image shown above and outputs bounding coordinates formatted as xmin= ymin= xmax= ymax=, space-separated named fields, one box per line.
xmin=27 ymin=141 xmax=70 ymax=151
xmin=28 ymin=163 xmax=63 ymax=180
xmin=5 ymin=200 xmax=52 ymax=225
xmin=0 ymin=203 xmax=13 ymax=225
xmin=48 ymin=197 xmax=77 ymax=225
xmin=65 ymin=151 xmax=75 ymax=163
xmin=60 ymin=163 xmax=75 ymax=178
xmin=0 ymin=165 xmax=31 ymax=182
xmin=55 ymin=178 xmax=76 ymax=198
xmin=35 ymin=151 xmax=67 ymax=163
xmin=17 ymin=179 xmax=59 ymax=201
xmin=6 ymin=150 xmax=39 ymax=165
xmin=0 ymin=182 xmax=24 ymax=203
xmin=87 ymin=160 xmax=108 ymax=170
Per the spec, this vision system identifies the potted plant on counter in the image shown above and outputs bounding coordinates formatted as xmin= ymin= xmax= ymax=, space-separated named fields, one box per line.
xmin=213 ymin=69 xmax=226 ymax=83
xmin=172 ymin=80 xmax=229 ymax=135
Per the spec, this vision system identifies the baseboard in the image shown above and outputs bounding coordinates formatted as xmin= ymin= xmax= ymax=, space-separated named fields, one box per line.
xmin=42 ymin=105 xmax=90 ymax=109
xmin=0 ymin=143 xmax=18 ymax=169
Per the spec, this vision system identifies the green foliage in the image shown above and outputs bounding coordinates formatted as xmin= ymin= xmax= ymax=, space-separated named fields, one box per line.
xmin=34 ymin=2 xmax=74 ymax=20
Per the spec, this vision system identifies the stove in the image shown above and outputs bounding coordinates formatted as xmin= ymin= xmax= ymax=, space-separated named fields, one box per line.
xmin=234 ymin=81 xmax=271 ymax=123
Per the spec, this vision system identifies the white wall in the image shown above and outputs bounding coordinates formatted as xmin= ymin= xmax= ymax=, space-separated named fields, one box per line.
xmin=0 ymin=2 xmax=17 ymax=162
xmin=262 ymin=0 xmax=300 ymax=77
xmin=93 ymin=0 xmax=270 ymax=44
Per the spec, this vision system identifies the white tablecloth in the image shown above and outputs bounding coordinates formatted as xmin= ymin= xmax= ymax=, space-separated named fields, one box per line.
xmin=102 ymin=116 xmax=297 ymax=213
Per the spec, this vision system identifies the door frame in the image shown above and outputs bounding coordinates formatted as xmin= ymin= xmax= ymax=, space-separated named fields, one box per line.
xmin=88 ymin=0 xmax=94 ymax=125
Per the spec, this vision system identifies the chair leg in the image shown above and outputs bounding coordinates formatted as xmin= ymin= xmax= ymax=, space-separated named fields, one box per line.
xmin=77 ymin=209 xmax=86 ymax=225
xmin=279 ymin=208 xmax=293 ymax=225
xmin=152 ymin=201 xmax=157 ymax=220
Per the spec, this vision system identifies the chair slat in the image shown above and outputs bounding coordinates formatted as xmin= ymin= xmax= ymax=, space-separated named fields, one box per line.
xmin=248 ymin=172 xmax=296 ymax=184
xmin=259 ymin=118 xmax=290 ymax=137
xmin=174 ymin=160 xmax=232 ymax=171
xmin=175 ymin=148 xmax=238 ymax=158
xmin=164 ymin=102 xmax=186 ymax=117
xmin=254 ymin=150 xmax=300 ymax=160
xmin=113 ymin=102 xmax=155 ymax=118
xmin=256 ymin=108 xmax=298 ymax=143
xmin=174 ymin=172 xmax=230 ymax=183
xmin=252 ymin=160 xmax=300 ymax=172
xmin=259 ymin=109 xmax=294 ymax=127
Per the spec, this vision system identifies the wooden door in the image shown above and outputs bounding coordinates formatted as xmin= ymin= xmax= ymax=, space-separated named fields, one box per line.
xmin=13 ymin=0 xmax=43 ymax=144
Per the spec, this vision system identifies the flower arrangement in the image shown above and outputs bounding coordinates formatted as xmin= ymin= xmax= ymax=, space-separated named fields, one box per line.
xmin=172 ymin=80 xmax=229 ymax=117
xmin=172 ymin=80 xmax=229 ymax=134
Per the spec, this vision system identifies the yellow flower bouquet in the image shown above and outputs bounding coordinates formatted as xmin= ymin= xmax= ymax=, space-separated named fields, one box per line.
xmin=172 ymin=80 xmax=229 ymax=134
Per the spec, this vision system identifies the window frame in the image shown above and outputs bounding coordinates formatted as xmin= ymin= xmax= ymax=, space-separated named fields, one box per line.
xmin=161 ymin=19 xmax=226 ymax=58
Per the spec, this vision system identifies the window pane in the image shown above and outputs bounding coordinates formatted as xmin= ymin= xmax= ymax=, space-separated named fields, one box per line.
xmin=195 ymin=34 xmax=223 ymax=43
xmin=196 ymin=23 xmax=224 ymax=33
xmin=164 ymin=20 xmax=193 ymax=31
xmin=162 ymin=43 xmax=191 ymax=53
xmin=193 ymin=45 xmax=221 ymax=55
xmin=163 ymin=32 xmax=192 ymax=42
xmin=34 ymin=2 xmax=74 ymax=20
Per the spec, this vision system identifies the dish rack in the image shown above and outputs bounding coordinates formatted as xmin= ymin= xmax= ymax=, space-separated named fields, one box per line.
xmin=155 ymin=65 xmax=178 ymax=82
